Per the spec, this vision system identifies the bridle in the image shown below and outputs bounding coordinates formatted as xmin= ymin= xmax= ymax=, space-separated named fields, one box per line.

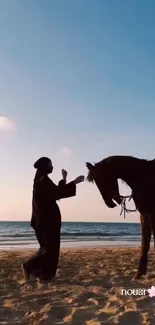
xmin=120 ymin=194 xmax=137 ymax=219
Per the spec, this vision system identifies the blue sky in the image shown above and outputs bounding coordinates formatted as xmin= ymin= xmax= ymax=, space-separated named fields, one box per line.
xmin=0 ymin=0 xmax=155 ymax=222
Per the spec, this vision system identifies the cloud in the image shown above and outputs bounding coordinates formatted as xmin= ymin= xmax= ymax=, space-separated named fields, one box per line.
xmin=0 ymin=117 xmax=16 ymax=131
xmin=60 ymin=146 xmax=72 ymax=156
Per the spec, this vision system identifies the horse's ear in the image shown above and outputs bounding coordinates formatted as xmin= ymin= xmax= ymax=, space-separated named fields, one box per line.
xmin=86 ymin=162 xmax=93 ymax=170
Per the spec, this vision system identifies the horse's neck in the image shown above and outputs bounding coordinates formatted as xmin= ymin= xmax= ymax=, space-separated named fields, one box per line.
xmin=118 ymin=162 xmax=148 ymax=192
xmin=103 ymin=155 xmax=149 ymax=190
xmin=120 ymin=175 xmax=136 ymax=191
xmin=116 ymin=161 xmax=142 ymax=190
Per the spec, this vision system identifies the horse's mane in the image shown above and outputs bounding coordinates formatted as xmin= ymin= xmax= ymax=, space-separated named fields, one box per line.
xmin=86 ymin=155 xmax=151 ymax=184
xmin=98 ymin=155 xmax=148 ymax=165
xmin=87 ymin=169 xmax=94 ymax=183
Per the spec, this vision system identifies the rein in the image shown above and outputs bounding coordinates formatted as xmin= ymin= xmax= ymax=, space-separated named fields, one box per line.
xmin=120 ymin=195 xmax=155 ymax=248
xmin=120 ymin=194 xmax=137 ymax=219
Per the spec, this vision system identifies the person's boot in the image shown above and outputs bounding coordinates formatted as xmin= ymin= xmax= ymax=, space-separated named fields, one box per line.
xmin=132 ymin=256 xmax=148 ymax=280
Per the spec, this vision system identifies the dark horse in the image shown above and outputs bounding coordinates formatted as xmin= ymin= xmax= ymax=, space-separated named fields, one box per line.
xmin=86 ymin=155 xmax=155 ymax=280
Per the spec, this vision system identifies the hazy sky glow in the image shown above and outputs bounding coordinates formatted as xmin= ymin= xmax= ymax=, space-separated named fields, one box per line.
xmin=0 ymin=0 xmax=155 ymax=222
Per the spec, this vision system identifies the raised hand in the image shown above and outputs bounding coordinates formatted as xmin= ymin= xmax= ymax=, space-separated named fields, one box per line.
xmin=74 ymin=175 xmax=85 ymax=184
xmin=62 ymin=169 xmax=67 ymax=180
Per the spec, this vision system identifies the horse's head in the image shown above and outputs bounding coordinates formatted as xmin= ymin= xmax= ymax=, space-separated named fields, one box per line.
xmin=86 ymin=161 xmax=122 ymax=209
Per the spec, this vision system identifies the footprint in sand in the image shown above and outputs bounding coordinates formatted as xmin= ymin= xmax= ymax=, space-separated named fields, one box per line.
xmin=47 ymin=304 xmax=70 ymax=320
xmin=116 ymin=311 xmax=143 ymax=325
xmin=96 ymin=311 xmax=115 ymax=322
xmin=71 ymin=307 xmax=95 ymax=322
xmin=37 ymin=304 xmax=70 ymax=325
xmin=136 ymin=296 xmax=153 ymax=309
xmin=106 ymin=300 xmax=125 ymax=312
xmin=40 ymin=315 xmax=68 ymax=325
xmin=72 ymin=292 xmax=107 ymax=309
xmin=0 ymin=308 xmax=26 ymax=324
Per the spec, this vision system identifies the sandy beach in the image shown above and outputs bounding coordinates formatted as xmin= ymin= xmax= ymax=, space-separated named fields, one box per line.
xmin=0 ymin=247 xmax=155 ymax=325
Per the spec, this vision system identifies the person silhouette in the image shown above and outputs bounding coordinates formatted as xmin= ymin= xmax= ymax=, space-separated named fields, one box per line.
xmin=22 ymin=157 xmax=84 ymax=281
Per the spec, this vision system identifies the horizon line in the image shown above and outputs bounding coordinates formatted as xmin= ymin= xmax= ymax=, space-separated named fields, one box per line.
xmin=0 ymin=220 xmax=139 ymax=224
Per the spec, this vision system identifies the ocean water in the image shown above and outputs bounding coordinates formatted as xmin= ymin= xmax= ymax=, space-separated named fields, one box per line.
xmin=0 ymin=221 xmax=153 ymax=249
